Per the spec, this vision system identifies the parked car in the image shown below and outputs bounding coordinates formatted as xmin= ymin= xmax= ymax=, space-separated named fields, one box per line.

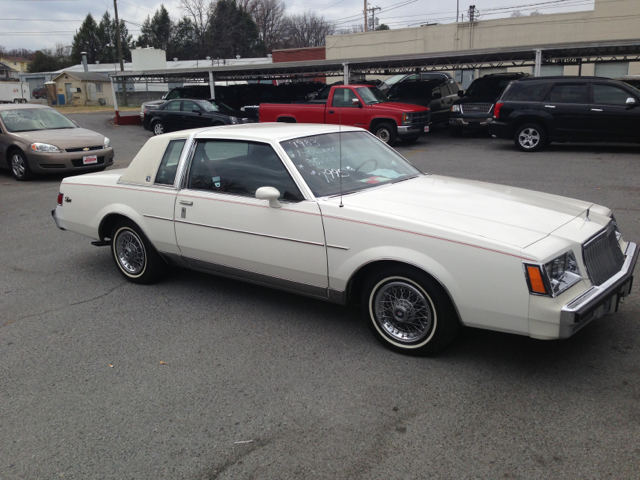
xmin=139 ymin=85 xmax=212 ymax=120
xmin=489 ymin=76 xmax=640 ymax=152
xmin=0 ymin=104 xmax=113 ymax=181
xmin=143 ymin=99 xmax=257 ymax=136
xmin=616 ymin=75 xmax=640 ymax=90
xmin=51 ymin=124 xmax=637 ymax=355
xmin=259 ymin=84 xmax=430 ymax=145
xmin=449 ymin=73 xmax=528 ymax=136
xmin=32 ymin=87 xmax=47 ymax=99
xmin=378 ymin=72 xmax=453 ymax=95
xmin=386 ymin=78 xmax=460 ymax=126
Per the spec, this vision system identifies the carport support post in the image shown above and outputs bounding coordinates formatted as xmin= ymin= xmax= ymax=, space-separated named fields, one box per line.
xmin=111 ymin=75 xmax=120 ymax=124
xmin=209 ymin=71 xmax=215 ymax=99
xmin=343 ymin=63 xmax=349 ymax=85
xmin=534 ymin=49 xmax=542 ymax=77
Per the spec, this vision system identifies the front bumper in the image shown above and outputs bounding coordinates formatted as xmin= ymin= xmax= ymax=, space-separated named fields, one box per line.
xmin=28 ymin=147 xmax=114 ymax=174
xmin=559 ymin=241 xmax=637 ymax=338
xmin=449 ymin=115 xmax=492 ymax=128
xmin=397 ymin=123 xmax=429 ymax=138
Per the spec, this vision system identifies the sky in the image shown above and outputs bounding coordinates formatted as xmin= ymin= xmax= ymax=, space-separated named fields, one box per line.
xmin=0 ymin=0 xmax=596 ymax=53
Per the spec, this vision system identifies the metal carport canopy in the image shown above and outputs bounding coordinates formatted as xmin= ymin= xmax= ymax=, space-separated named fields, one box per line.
xmin=111 ymin=38 xmax=640 ymax=84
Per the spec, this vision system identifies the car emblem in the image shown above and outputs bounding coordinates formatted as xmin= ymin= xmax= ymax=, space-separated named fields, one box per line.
xmin=83 ymin=147 xmax=90 ymax=151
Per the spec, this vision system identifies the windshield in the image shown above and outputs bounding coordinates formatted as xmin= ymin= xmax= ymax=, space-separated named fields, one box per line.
xmin=465 ymin=77 xmax=512 ymax=98
xmin=383 ymin=74 xmax=408 ymax=87
xmin=355 ymin=87 xmax=387 ymax=104
xmin=280 ymin=132 xmax=420 ymax=197
xmin=206 ymin=99 xmax=234 ymax=112
xmin=0 ymin=108 xmax=76 ymax=133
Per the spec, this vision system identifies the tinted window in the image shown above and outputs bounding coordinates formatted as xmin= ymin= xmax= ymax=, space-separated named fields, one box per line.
xmin=332 ymin=88 xmax=359 ymax=107
xmin=187 ymin=140 xmax=303 ymax=202
xmin=593 ymin=84 xmax=634 ymax=105
xmin=502 ymin=82 xmax=548 ymax=102
xmin=165 ymin=101 xmax=181 ymax=111
xmin=545 ymin=84 xmax=587 ymax=104
xmin=182 ymin=100 xmax=200 ymax=112
xmin=465 ymin=77 xmax=512 ymax=97
xmin=155 ymin=139 xmax=186 ymax=186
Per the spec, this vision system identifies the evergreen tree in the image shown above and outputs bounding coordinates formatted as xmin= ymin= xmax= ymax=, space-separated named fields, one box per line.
xmin=169 ymin=17 xmax=199 ymax=60
xmin=97 ymin=12 xmax=117 ymax=63
xmin=207 ymin=0 xmax=259 ymax=59
xmin=71 ymin=14 xmax=100 ymax=64
xmin=137 ymin=5 xmax=173 ymax=53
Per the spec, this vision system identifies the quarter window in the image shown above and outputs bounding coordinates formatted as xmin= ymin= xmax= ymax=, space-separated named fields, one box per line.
xmin=545 ymin=84 xmax=588 ymax=104
xmin=593 ymin=84 xmax=634 ymax=105
xmin=187 ymin=140 xmax=303 ymax=202
xmin=155 ymin=139 xmax=186 ymax=185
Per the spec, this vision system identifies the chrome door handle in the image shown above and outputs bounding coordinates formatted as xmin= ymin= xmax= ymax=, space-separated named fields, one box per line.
xmin=544 ymin=105 xmax=556 ymax=108
xmin=179 ymin=200 xmax=193 ymax=206
xmin=591 ymin=108 xmax=603 ymax=112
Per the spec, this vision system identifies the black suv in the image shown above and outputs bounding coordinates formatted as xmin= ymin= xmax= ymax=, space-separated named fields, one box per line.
xmin=386 ymin=78 xmax=460 ymax=127
xmin=488 ymin=76 xmax=640 ymax=152
xmin=449 ymin=72 xmax=528 ymax=136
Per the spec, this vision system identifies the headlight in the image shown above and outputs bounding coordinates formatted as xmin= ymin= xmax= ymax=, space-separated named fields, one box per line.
xmin=451 ymin=105 xmax=461 ymax=113
xmin=230 ymin=116 xmax=238 ymax=124
xmin=103 ymin=137 xmax=110 ymax=148
xmin=524 ymin=251 xmax=582 ymax=297
xmin=30 ymin=143 xmax=60 ymax=153
xmin=401 ymin=113 xmax=412 ymax=125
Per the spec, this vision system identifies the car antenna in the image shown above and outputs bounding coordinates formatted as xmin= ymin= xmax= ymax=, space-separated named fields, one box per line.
xmin=339 ymin=90 xmax=344 ymax=208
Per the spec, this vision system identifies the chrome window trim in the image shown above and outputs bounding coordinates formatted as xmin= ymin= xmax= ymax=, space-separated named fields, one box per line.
xmin=174 ymin=218 xmax=325 ymax=247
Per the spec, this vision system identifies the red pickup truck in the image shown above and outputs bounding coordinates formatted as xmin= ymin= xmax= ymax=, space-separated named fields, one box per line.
xmin=259 ymin=84 xmax=430 ymax=145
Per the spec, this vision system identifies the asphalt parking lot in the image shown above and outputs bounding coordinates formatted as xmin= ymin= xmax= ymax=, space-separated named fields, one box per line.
xmin=1 ymin=113 xmax=639 ymax=479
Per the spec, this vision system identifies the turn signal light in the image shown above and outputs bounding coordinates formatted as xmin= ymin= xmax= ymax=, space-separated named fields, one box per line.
xmin=57 ymin=192 xmax=63 ymax=206
xmin=493 ymin=102 xmax=504 ymax=119
xmin=526 ymin=265 xmax=548 ymax=295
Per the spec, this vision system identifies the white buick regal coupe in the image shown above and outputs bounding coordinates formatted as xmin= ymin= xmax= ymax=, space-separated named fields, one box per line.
xmin=52 ymin=124 xmax=637 ymax=355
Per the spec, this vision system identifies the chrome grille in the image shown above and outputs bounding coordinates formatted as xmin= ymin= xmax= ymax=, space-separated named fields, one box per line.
xmin=66 ymin=146 xmax=104 ymax=153
xmin=461 ymin=103 xmax=493 ymax=114
xmin=410 ymin=112 xmax=429 ymax=124
xmin=582 ymin=225 xmax=625 ymax=286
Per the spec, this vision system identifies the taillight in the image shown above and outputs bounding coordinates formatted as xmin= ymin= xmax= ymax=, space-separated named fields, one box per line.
xmin=57 ymin=192 xmax=63 ymax=206
xmin=493 ymin=102 xmax=504 ymax=119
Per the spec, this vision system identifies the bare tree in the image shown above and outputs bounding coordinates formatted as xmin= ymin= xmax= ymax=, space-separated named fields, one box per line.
xmin=253 ymin=0 xmax=287 ymax=54
xmin=510 ymin=11 xmax=523 ymax=18
xmin=179 ymin=0 xmax=214 ymax=56
xmin=530 ymin=9 xmax=542 ymax=15
xmin=236 ymin=0 xmax=259 ymax=16
xmin=284 ymin=11 xmax=334 ymax=48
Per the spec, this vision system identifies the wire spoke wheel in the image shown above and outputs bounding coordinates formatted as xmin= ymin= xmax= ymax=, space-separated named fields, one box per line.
xmin=373 ymin=280 xmax=434 ymax=343
xmin=518 ymin=128 xmax=540 ymax=149
xmin=115 ymin=230 xmax=146 ymax=275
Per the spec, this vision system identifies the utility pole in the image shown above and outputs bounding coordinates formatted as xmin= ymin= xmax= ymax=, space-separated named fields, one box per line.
xmin=368 ymin=6 xmax=381 ymax=31
xmin=468 ymin=5 xmax=475 ymax=49
xmin=113 ymin=0 xmax=124 ymax=72
xmin=457 ymin=0 xmax=459 ymax=23
xmin=363 ymin=0 xmax=368 ymax=31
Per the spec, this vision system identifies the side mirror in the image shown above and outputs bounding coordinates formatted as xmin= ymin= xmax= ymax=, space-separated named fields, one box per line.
xmin=626 ymin=97 xmax=637 ymax=106
xmin=458 ymin=90 xmax=464 ymax=97
xmin=352 ymin=98 xmax=361 ymax=107
xmin=193 ymin=108 xmax=201 ymax=114
xmin=432 ymin=92 xmax=442 ymax=100
xmin=256 ymin=186 xmax=282 ymax=209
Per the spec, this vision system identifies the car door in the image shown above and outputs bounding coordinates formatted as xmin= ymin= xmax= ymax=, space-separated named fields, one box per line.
xmin=181 ymin=100 xmax=208 ymax=130
xmin=158 ymin=100 xmax=182 ymax=132
xmin=589 ymin=83 xmax=640 ymax=141
xmin=174 ymin=139 xmax=329 ymax=297
xmin=325 ymin=87 xmax=367 ymax=128
xmin=429 ymin=84 xmax=451 ymax=125
xmin=541 ymin=83 xmax=590 ymax=140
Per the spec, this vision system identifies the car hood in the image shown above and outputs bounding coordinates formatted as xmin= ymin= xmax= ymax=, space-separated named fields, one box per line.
xmin=370 ymin=102 xmax=429 ymax=112
xmin=142 ymin=100 xmax=166 ymax=108
xmin=339 ymin=175 xmax=592 ymax=249
xmin=12 ymin=128 xmax=105 ymax=149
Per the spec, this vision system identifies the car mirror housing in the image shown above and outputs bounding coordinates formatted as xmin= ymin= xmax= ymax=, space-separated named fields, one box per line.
xmin=255 ymin=186 xmax=282 ymax=209
xmin=352 ymin=98 xmax=361 ymax=107
xmin=432 ymin=92 xmax=442 ymax=100
xmin=626 ymin=97 xmax=637 ymax=106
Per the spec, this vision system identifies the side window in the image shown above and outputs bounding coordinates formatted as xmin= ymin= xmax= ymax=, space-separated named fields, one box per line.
xmin=166 ymin=101 xmax=181 ymax=111
xmin=545 ymin=84 xmax=588 ymax=104
xmin=155 ymin=139 xmax=186 ymax=186
xmin=438 ymin=85 xmax=449 ymax=97
xmin=593 ymin=84 xmax=634 ymax=105
xmin=502 ymin=83 xmax=549 ymax=102
xmin=187 ymin=140 xmax=304 ymax=202
xmin=446 ymin=82 xmax=460 ymax=94
xmin=331 ymin=88 xmax=358 ymax=107
xmin=182 ymin=100 xmax=200 ymax=113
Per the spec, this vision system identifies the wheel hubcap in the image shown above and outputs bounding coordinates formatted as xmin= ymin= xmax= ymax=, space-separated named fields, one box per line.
xmin=519 ymin=128 xmax=540 ymax=149
xmin=373 ymin=281 xmax=434 ymax=343
xmin=377 ymin=129 xmax=390 ymax=143
xmin=115 ymin=230 xmax=145 ymax=275
xmin=11 ymin=154 xmax=25 ymax=177
xmin=154 ymin=123 xmax=163 ymax=135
